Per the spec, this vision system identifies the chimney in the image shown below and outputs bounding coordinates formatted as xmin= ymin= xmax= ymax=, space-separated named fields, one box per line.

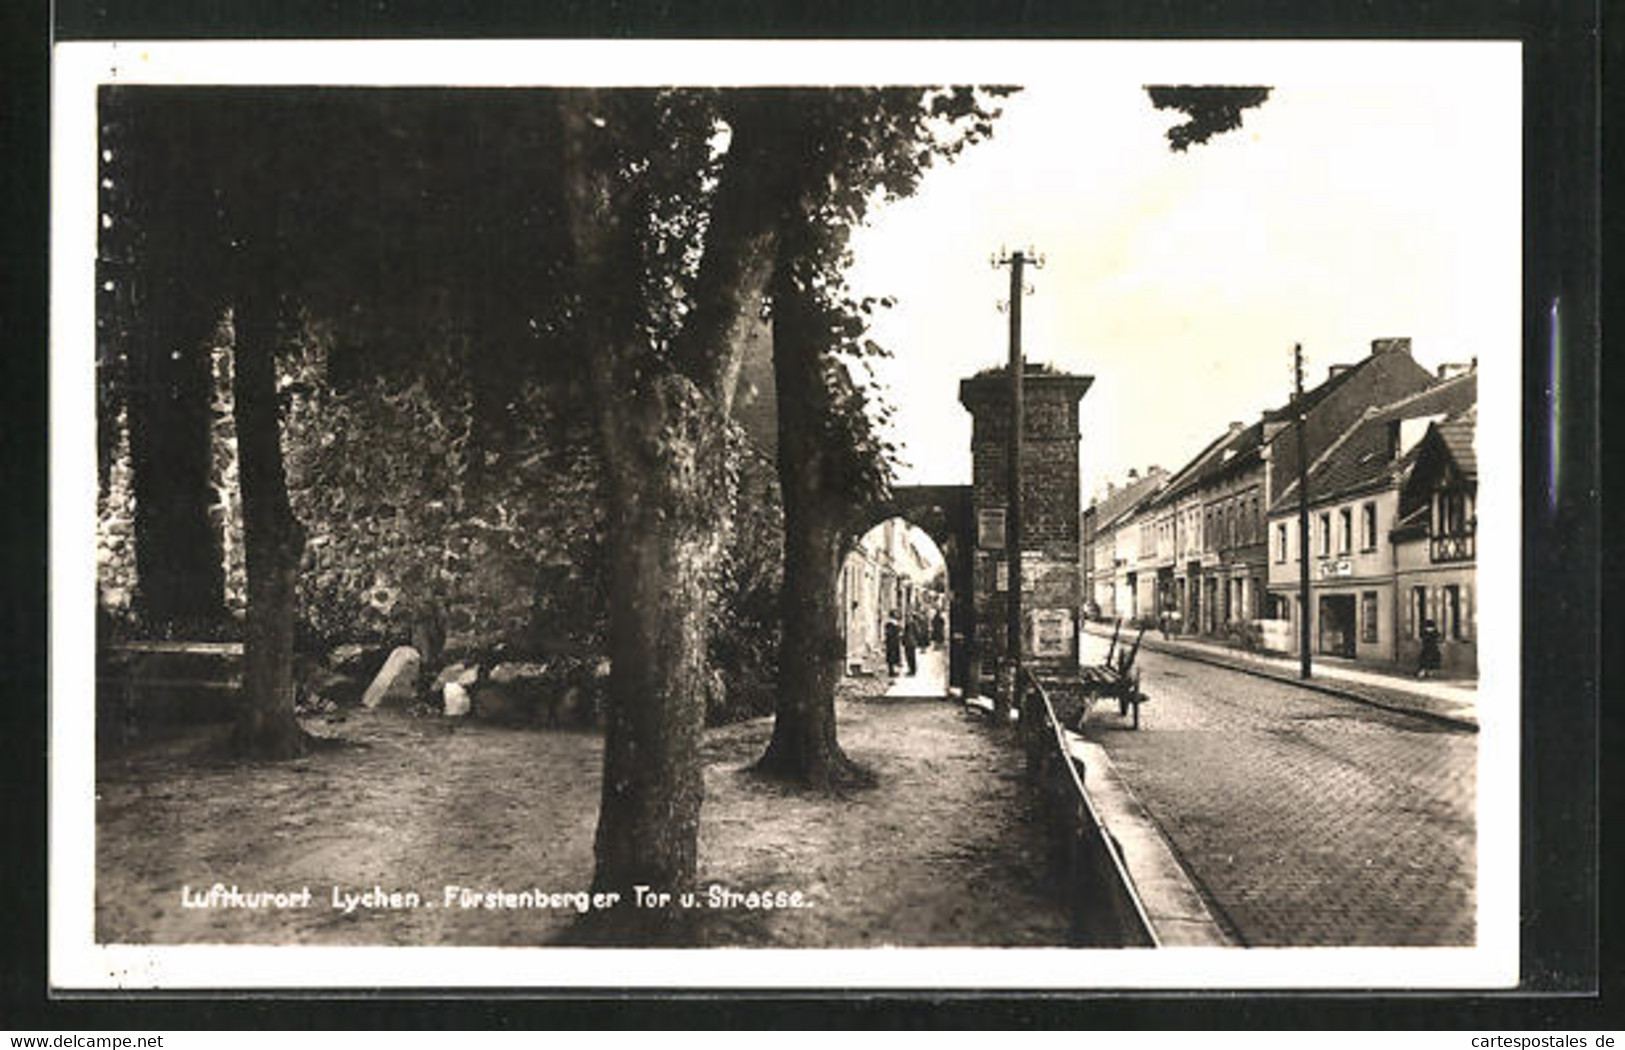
xmin=1371 ymin=337 xmax=1412 ymax=356
xmin=1127 ymin=468 xmax=1139 ymax=481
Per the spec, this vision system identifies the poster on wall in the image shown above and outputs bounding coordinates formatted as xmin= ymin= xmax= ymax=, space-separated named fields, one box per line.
xmin=1030 ymin=608 xmax=1074 ymax=657
xmin=977 ymin=508 xmax=1006 ymax=550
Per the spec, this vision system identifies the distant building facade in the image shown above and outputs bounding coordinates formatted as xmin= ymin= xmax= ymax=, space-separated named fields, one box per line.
xmin=1266 ymin=369 xmax=1476 ymax=667
xmin=839 ymin=517 xmax=944 ymax=671
xmin=1392 ymin=404 xmax=1478 ymax=674
xmin=1081 ymin=467 xmax=1168 ymax=622
xmin=1106 ymin=337 xmax=1447 ymax=654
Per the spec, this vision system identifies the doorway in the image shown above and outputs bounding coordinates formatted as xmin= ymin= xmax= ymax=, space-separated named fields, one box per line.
xmin=1317 ymin=594 xmax=1357 ymax=658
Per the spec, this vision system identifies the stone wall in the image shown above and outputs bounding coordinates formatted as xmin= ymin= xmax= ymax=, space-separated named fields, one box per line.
xmin=208 ymin=337 xmax=248 ymax=615
xmin=97 ymin=327 xmax=786 ymax=724
xmin=95 ymin=408 xmax=138 ymax=624
xmin=277 ymin=335 xmax=605 ymax=658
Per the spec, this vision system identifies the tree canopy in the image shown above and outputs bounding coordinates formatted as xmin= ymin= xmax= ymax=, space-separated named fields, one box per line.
xmin=1145 ymin=85 xmax=1272 ymax=151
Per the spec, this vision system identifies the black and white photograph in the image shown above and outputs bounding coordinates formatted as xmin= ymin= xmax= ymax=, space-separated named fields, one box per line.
xmin=50 ymin=39 xmax=1522 ymax=991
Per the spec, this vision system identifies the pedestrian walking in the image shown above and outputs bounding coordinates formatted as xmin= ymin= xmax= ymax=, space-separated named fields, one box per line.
xmin=903 ymin=617 xmax=919 ymax=675
xmin=1417 ymin=618 xmax=1442 ymax=679
xmin=884 ymin=612 xmax=902 ymax=677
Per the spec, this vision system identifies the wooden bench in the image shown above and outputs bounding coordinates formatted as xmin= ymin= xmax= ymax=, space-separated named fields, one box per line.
xmin=98 ymin=641 xmax=245 ymax=743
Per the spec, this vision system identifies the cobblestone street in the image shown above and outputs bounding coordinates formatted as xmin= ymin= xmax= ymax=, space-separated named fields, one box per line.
xmin=1080 ymin=633 xmax=1477 ymax=947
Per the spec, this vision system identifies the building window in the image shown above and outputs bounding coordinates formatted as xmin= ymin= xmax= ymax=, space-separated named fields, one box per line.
xmin=1412 ymin=586 xmax=1427 ymax=638
xmin=1318 ymin=513 xmax=1331 ymax=557
xmin=1361 ymin=591 xmax=1378 ymax=643
xmin=1438 ymin=490 xmax=1470 ymax=535
xmin=1339 ymin=508 xmax=1352 ymax=554
xmin=1276 ymin=522 xmax=1288 ymax=563
xmin=1445 ymin=584 xmax=1462 ymax=640
xmin=1361 ymin=502 xmax=1377 ymax=551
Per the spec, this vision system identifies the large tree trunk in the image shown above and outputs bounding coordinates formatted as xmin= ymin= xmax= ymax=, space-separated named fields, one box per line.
xmin=755 ymin=272 xmax=867 ymax=789
xmin=126 ymin=275 xmax=227 ymax=636
xmin=107 ymin=87 xmax=228 ymax=637
xmin=229 ymin=293 xmax=310 ymax=760
xmin=554 ymin=91 xmax=779 ymax=944
xmin=756 ymin=496 xmax=862 ymax=787
xmin=585 ymin=377 xmax=727 ymax=941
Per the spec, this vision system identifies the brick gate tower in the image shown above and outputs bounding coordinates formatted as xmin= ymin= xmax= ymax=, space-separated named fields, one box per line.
xmin=959 ymin=365 xmax=1094 ymax=692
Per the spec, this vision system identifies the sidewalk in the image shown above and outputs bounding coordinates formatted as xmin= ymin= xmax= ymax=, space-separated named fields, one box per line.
xmin=883 ymin=647 xmax=949 ymax=699
xmin=1081 ymin=621 xmax=1478 ymax=730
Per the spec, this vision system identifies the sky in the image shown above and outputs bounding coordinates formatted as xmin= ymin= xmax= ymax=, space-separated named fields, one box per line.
xmin=844 ymin=43 xmax=1520 ymax=504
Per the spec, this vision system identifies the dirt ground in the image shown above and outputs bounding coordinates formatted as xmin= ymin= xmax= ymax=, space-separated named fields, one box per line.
xmin=95 ymin=682 xmax=1070 ymax=948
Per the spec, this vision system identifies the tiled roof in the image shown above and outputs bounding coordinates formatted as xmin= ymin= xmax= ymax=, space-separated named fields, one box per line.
xmin=1177 ymin=419 xmax=1264 ymax=495
xmin=1271 ymin=372 xmax=1477 ymax=512
xmin=1435 ymin=406 xmax=1477 ymax=479
xmin=1092 ymin=470 xmax=1168 ymax=531
xmin=1397 ymin=405 xmax=1477 ymax=521
xmin=1261 ymin=359 xmax=1362 ymax=423
xmin=1145 ymin=425 xmax=1250 ymax=509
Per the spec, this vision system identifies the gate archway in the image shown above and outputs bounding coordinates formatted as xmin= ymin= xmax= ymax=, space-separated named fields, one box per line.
xmin=849 ymin=485 xmax=976 ymax=691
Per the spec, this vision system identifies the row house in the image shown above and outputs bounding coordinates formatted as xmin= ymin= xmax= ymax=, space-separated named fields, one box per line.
xmin=1135 ymin=421 xmax=1253 ymax=634
xmin=1192 ymin=425 xmax=1269 ymax=633
xmin=1265 ymin=369 xmax=1476 ymax=669
xmin=1392 ymin=404 xmax=1478 ymax=674
xmin=1107 ymin=337 xmax=1437 ymax=643
xmin=1080 ymin=467 xmax=1167 ymax=621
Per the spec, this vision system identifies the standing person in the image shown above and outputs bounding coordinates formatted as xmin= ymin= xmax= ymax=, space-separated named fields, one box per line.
xmin=884 ymin=612 xmax=902 ymax=677
xmin=931 ymin=610 xmax=945 ymax=648
xmin=1418 ymin=618 xmax=1442 ymax=679
xmin=903 ymin=616 xmax=920 ymax=676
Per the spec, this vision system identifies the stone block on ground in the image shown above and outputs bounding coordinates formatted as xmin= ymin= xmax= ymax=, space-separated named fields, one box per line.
xmin=467 ymin=659 xmax=604 ymax=728
xmin=431 ymin=661 xmax=480 ymax=693
xmin=488 ymin=661 xmax=549 ymax=686
xmin=361 ymin=646 xmax=422 ymax=709
xmin=468 ymin=681 xmax=537 ymax=726
xmin=443 ymin=681 xmax=472 ymax=718
xmin=328 ymin=643 xmax=391 ymax=680
xmin=304 ymin=665 xmax=366 ymax=707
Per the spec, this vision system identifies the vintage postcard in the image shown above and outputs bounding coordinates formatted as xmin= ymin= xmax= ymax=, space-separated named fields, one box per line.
xmin=50 ymin=38 xmax=1521 ymax=990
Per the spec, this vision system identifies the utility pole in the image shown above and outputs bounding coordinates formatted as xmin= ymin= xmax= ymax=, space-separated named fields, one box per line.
xmin=1294 ymin=343 xmax=1312 ymax=679
xmin=992 ymin=246 xmax=1041 ymax=722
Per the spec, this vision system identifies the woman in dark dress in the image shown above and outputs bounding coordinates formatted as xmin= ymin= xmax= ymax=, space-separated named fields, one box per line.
xmin=1418 ymin=618 xmax=1442 ymax=679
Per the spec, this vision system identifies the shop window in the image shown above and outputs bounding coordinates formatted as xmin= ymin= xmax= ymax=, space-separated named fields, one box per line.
xmin=1445 ymin=584 xmax=1462 ymax=640
xmin=1361 ymin=591 xmax=1378 ymax=643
